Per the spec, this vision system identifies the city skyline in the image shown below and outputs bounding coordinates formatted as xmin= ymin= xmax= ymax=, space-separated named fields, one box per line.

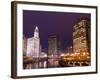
xmin=23 ymin=10 xmax=90 ymax=50
xmin=23 ymin=17 xmax=91 ymax=69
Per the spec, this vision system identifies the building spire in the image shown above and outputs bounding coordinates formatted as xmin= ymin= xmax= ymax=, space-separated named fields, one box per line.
xmin=34 ymin=26 xmax=39 ymax=38
xmin=35 ymin=26 xmax=39 ymax=32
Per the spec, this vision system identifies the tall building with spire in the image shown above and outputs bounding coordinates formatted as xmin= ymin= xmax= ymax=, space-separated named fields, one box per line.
xmin=33 ymin=26 xmax=40 ymax=57
xmin=27 ymin=26 xmax=40 ymax=57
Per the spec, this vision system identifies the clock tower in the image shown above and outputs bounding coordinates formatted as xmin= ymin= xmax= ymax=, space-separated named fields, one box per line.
xmin=33 ymin=26 xmax=40 ymax=57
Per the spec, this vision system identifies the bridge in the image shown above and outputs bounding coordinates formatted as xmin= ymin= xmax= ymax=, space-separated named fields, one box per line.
xmin=59 ymin=55 xmax=90 ymax=67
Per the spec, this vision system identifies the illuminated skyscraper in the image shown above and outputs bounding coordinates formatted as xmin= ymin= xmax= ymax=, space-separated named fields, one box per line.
xmin=27 ymin=26 xmax=40 ymax=57
xmin=73 ymin=18 xmax=90 ymax=53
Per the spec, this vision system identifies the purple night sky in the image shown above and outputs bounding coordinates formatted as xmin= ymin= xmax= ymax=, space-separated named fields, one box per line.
xmin=23 ymin=10 xmax=90 ymax=50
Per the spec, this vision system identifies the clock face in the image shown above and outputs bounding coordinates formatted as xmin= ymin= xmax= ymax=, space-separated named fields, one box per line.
xmin=34 ymin=32 xmax=39 ymax=38
xmin=35 ymin=33 xmax=38 ymax=37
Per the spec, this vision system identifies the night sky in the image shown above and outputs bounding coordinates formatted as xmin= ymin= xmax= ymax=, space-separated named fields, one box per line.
xmin=23 ymin=10 xmax=90 ymax=50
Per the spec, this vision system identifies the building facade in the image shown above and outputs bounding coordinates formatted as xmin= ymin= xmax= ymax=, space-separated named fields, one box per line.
xmin=48 ymin=35 xmax=60 ymax=56
xmin=73 ymin=18 xmax=90 ymax=53
xmin=26 ymin=37 xmax=34 ymax=56
xmin=48 ymin=35 xmax=60 ymax=67
xmin=26 ymin=26 xmax=40 ymax=57
xmin=23 ymin=36 xmax=27 ymax=56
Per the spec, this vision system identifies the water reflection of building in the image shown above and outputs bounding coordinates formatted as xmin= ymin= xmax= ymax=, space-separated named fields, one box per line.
xmin=73 ymin=18 xmax=90 ymax=53
xmin=39 ymin=52 xmax=47 ymax=68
